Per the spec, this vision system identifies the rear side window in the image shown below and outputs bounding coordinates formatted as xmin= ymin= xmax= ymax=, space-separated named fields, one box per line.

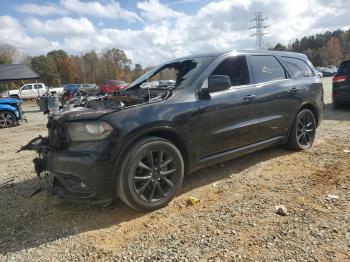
xmin=34 ymin=84 xmax=43 ymax=89
xmin=282 ymin=57 xmax=314 ymax=78
xmin=211 ymin=56 xmax=250 ymax=86
xmin=338 ymin=61 xmax=350 ymax=75
xmin=250 ymin=55 xmax=286 ymax=83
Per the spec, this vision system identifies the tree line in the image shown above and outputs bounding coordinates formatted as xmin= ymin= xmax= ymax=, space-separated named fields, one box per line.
xmin=0 ymin=45 xmax=147 ymax=88
xmin=271 ymin=29 xmax=350 ymax=66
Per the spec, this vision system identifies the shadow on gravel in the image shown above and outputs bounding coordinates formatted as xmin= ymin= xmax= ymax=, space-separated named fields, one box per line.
xmin=0 ymin=145 xmax=294 ymax=254
xmin=323 ymin=103 xmax=350 ymax=121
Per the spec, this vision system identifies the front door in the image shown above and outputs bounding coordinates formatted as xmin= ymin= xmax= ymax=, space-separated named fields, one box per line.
xmin=199 ymin=55 xmax=261 ymax=157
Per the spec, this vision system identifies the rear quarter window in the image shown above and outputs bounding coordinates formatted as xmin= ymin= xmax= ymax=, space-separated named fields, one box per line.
xmin=250 ymin=55 xmax=286 ymax=83
xmin=282 ymin=57 xmax=314 ymax=78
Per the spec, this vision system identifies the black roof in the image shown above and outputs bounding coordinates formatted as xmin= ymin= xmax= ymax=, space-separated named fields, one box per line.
xmin=0 ymin=64 xmax=39 ymax=81
xmin=165 ymin=49 xmax=308 ymax=64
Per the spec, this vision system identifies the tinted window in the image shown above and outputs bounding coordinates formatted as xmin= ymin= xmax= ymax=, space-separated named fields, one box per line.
xmin=250 ymin=55 xmax=286 ymax=83
xmin=338 ymin=61 xmax=350 ymax=75
xmin=282 ymin=57 xmax=314 ymax=78
xmin=34 ymin=84 xmax=43 ymax=89
xmin=211 ymin=56 xmax=250 ymax=86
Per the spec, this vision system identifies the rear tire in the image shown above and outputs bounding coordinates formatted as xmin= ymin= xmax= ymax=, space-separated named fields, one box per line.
xmin=116 ymin=137 xmax=184 ymax=211
xmin=287 ymin=109 xmax=316 ymax=150
xmin=0 ymin=111 xmax=17 ymax=128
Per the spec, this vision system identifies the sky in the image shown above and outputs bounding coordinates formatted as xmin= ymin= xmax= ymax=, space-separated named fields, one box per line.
xmin=0 ymin=0 xmax=349 ymax=66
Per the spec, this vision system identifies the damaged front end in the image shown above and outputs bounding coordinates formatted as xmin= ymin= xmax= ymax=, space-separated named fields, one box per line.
xmin=20 ymin=89 xmax=173 ymax=204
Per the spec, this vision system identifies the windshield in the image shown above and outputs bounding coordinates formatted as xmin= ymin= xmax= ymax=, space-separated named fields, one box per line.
xmin=124 ymin=56 xmax=215 ymax=91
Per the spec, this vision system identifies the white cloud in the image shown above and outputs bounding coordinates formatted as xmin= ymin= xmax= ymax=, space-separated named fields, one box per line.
xmin=60 ymin=0 xmax=142 ymax=22
xmin=3 ymin=0 xmax=350 ymax=66
xmin=14 ymin=3 xmax=67 ymax=16
xmin=0 ymin=16 xmax=59 ymax=55
xmin=137 ymin=0 xmax=184 ymax=21
xmin=27 ymin=17 xmax=95 ymax=36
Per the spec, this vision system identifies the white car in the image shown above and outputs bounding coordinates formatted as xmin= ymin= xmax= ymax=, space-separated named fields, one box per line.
xmin=1 ymin=83 xmax=63 ymax=99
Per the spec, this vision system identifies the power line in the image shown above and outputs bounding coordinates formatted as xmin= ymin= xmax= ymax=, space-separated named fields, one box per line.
xmin=249 ymin=12 xmax=269 ymax=49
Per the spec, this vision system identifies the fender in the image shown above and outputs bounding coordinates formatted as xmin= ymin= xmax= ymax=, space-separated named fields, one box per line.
xmin=285 ymin=101 xmax=320 ymax=142
xmin=109 ymin=123 xmax=190 ymax=186
xmin=0 ymin=104 xmax=19 ymax=119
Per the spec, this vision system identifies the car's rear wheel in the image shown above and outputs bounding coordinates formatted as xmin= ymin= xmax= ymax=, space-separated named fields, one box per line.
xmin=287 ymin=109 xmax=316 ymax=150
xmin=116 ymin=137 xmax=184 ymax=211
xmin=0 ymin=111 xmax=16 ymax=128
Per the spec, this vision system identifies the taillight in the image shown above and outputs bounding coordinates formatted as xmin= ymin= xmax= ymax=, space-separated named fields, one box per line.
xmin=332 ymin=75 xmax=348 ymax=83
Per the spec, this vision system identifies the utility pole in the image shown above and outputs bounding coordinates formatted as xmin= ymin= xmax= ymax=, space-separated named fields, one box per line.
xmin=250 ymin=12 xmax=269 ymax=49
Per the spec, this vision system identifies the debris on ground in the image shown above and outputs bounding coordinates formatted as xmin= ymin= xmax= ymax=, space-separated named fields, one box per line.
xmin=325 ymin=194 xmax=339 ymax=202
xmin=343 ymin=149 xmax=350 ymax=153
xmin=275 ymin=205 xmax=288 ymax=216
xmin=186 ymin=196 xmax=200 ymax=206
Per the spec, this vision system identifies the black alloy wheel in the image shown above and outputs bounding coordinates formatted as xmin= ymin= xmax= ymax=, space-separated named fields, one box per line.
xmin=133 ymin=150 xmax=177 ymax=202
xmin=0 ymin=111 xmax=16 ymax=128
xmin=117 ymin=137 xmax=184 ymax=211
xmin=287 ymin=109 xmax=316 ymax=150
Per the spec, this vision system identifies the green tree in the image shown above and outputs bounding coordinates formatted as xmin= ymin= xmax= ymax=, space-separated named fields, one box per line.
xmin=31 ymin=55 xmax=60 ymax=86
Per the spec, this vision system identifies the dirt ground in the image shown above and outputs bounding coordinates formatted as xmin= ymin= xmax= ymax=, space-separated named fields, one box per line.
xmin=0 ymin=78 xmax=349 ymax=261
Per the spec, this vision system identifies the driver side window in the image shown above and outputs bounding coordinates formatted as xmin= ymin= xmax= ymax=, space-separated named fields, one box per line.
xmin=211 ymin=56 xmax=250 ymax=87
xmin=22 ymin=85 xmax=32 ymax=90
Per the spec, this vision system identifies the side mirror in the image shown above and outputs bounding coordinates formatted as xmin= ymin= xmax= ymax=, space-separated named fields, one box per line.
xmin=207 ymin=75 xmax=231 ymax=93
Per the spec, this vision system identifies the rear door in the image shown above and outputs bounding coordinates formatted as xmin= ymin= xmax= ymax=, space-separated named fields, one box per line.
xmin=248 ymin=55 xmax=304 ymax=140
xmin=199 ymin=55 xmax=261 ymax=156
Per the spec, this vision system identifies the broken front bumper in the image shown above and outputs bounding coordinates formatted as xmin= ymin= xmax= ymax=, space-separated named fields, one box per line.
xmin=29 ymin=136 xmax=116 ymax=204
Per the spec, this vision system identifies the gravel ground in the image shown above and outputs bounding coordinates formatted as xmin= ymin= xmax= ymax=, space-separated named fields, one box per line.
xmin=0 ymin=78 xmax=349 ymax=261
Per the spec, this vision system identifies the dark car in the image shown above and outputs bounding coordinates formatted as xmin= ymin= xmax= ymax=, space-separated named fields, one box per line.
xmin=317 ymin=67 xmax=335 ymax=77
xmin=332 ymin=60 xmax=350 ymax=108
xmin=27 ymin=50 xmax=324 ymax=211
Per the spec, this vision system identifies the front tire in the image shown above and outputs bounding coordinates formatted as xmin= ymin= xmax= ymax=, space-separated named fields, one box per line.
xmin=0 ymin=111 xmax=17 ymax=128
xmin=287 ymin=109 xmax=316 ymax=150
xmin=116 ymin=137 xmax=184 ymax=211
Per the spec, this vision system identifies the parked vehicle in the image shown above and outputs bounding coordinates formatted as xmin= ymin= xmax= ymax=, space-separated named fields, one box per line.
xmin=317 ymin=67 xmax=335 ymax=77
xmin=26 ymin=50 xmax=324 ymax=211
xmin=332 ymin=60 xmax=350 ymax=108
xmin=77 ymin=83 xmax=99 ymax=95
xmin=99 ymin=80 xmax=128 ymax=94
xmin=63 ymin=84 xmax=80 ymax=94
xmin=0 ymin=83 xmax=63 ymax=99
xmin=0 ymin=98 xmax=24 ymax=128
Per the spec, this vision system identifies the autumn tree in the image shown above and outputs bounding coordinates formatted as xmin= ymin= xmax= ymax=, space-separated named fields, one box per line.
xmin=326 ymin=37 xmax=342 ymax=65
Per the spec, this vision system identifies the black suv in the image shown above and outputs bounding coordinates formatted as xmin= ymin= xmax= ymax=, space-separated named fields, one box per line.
xmin=29 ymin=51 xmax=324 ymax=211
xmin=333 ymin=60 xmax=350 ymax=108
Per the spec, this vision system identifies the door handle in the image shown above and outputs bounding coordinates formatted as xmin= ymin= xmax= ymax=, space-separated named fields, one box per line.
xmin=290 ymin=87 xmax=298 ymax=93
xmin=243 ymin=95 xmax=256 ymax=101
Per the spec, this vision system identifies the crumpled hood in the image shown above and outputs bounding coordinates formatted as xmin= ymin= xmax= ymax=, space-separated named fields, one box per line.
xmin=54 ymin=107 xmax=118 ymax=122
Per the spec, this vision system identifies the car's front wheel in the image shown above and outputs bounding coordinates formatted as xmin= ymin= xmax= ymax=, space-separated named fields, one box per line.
xmin=287 ymin=109 xmax=316 ymax=150
xmin=116 ymin=137 xmax=184 ymax=211
xmin=0 ymin=111 xmax=16 ymax=128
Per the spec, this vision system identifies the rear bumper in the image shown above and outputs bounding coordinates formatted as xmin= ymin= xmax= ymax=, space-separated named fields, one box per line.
xmin=333 ymin=94 xmax=350 ymax=104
